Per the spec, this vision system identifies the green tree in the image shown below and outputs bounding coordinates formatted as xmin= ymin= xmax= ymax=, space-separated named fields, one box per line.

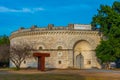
xmin=92 ymin=1 xmax=120 ymax=68
xmin=0 ymin=35 xmax=9 ymax=45
xmin=0 ymin=35 xmax=10 ymax=67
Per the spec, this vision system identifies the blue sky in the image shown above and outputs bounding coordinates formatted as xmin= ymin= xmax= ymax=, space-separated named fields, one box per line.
xmin=0 ymin=0 xmax=118 ymax=35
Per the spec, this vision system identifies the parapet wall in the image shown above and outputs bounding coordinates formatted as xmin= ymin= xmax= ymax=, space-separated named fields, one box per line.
xmin=10 ymin=24 xmax=100 ymax=40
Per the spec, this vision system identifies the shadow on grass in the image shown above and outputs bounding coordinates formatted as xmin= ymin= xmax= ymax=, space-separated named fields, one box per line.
xmin=0 ymin=73 xmax=119 ymax=80
xmin=0 ymin=74 xmax=86 ymax=80
xmin=0 ymin=68 xmax=120 ymax=80
xmin=0 ymin=74 xmax=119 ymax=80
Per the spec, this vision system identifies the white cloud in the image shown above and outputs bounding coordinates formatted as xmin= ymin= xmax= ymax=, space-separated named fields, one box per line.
xmin=0 ymin=6 xmax=45 ymax=13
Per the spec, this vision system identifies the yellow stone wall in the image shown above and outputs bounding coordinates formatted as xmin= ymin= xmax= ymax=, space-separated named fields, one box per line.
xmin=10 ymin=28 xmax=101 ymax=69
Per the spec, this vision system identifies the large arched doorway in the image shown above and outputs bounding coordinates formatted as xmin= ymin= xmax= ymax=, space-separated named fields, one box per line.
xmin=74 ymin=40 xmax=92 ymax=69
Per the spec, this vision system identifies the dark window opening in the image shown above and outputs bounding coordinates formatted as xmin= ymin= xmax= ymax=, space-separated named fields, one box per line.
xmin=39 ymin=46 xmax=43 ymax=50
xmin=58 ymin=61 xmax=62 ymax=64
xmin=58 ymin=46 xmax=62 ymax=50
xmin=87 ymin=61 xmax=91 ymax=65
xmin=24 ymin=61 xmax=26 ymax=64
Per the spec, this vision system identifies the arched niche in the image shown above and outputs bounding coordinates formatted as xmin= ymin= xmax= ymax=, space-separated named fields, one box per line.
xmin=69 ymin=36 xmax=97 ymax=50
xmin=73 ymin=40 xmax=93 ymax=69
xmin=52 ymin=41 xmax=67 ymax=49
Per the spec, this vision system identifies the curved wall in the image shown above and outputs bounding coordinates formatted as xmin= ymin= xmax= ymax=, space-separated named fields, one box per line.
xmin=10 ymin=28 xmax=101 ymax=69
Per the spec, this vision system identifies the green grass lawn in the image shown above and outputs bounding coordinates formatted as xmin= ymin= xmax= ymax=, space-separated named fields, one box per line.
xmin=0 ymin=74 xmax=118 ymax=80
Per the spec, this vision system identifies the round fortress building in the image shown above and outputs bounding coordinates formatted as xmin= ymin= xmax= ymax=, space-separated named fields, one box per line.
xmin=10 ymin=24 xmax=101 ymax=69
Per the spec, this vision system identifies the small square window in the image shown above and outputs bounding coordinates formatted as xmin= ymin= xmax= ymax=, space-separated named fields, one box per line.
xmin=58 ymin=61 xmax=62 ymax=64
xmin=24 ymin=61 xmax=26 ymax=64
xmin=87 ymin=61 xmax=91 ymax=65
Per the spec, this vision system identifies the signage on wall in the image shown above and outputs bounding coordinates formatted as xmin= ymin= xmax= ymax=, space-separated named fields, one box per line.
xmin=74 ymin=24 xmax=91 ymax=30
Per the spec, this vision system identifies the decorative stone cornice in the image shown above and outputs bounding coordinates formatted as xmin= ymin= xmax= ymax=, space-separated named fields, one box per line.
xmin=10 ymin=29 xmax=100 ymax=40
xmin=33 ymin=49 xmax=95 ymax=51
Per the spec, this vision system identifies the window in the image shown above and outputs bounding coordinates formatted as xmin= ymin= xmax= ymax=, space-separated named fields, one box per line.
xmin=58 ymin=61 xmax=62 ymax=64
xmin=58 ymin=46 xmax=62 ymax=50
xmin=39 ymin=46 xmax=43 ymax=50
xmin=24 ymin=61 xmax=26 ymax=64
xmin=87 ymin=61 xmax=91 ymax=65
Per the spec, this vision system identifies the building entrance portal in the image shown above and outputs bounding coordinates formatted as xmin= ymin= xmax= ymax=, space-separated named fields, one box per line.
xmin=74 ymin=40 xmax=92 ymax=69
xmin=33 ymin=53 xmax=50 ymax=71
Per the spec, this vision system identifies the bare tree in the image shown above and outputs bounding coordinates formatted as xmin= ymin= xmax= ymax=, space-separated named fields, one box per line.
xmin=10 ymin=43 xmax=33 ymax=70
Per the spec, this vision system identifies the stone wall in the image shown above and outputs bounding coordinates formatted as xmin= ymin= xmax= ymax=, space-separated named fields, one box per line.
xmin=10 ymin=28 xmax=101 ymax=69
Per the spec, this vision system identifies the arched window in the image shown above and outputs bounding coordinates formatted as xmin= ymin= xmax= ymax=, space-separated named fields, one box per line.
xmin=39 ymin=46 xmax=43 ymax=50
xmin=24 ymin=61 xmax=26 ymax=64
xmin=58 ymin=46 xmax=62 ymax=50
xmin=58 ymin=60 xmax=62 ymax=64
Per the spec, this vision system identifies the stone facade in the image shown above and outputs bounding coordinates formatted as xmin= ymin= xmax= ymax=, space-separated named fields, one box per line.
xmin=10 ymin=24 xmax=102 ymax=69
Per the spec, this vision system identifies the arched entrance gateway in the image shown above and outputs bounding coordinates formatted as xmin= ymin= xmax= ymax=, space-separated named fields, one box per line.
xmin=74 ymin=40 xmax=94 ymax=69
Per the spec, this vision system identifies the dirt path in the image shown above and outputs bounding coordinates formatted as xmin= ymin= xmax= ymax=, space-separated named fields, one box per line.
xmin=0 ymin=69 xmax=120 ymax=78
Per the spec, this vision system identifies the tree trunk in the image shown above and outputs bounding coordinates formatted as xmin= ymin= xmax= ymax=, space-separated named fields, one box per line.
xmin=15 ymin=64 xmax=20 ymax=70
xmin=105 ymin=62 xmax=110 ymax=69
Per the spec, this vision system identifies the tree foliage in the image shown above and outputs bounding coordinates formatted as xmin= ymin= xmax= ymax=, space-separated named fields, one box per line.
xmin=0 ymin=35 xmax=9 ymax=45
xmin=0 ymin=35 xmax=10 ymax=66
xmin=0 ymin=44 xmax=9 ymax=62
xmin=92 ymin=1 xmax=120 ymax=63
